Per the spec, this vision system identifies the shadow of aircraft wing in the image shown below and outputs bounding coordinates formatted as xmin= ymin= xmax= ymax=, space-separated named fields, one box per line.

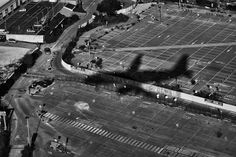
xmin=126 ymin=54 xmax=143 ymax=73
xmin=170 ymin=54 xmax=193 ymax=78
xmin=116 ymin=84 xmax=154 ymax=97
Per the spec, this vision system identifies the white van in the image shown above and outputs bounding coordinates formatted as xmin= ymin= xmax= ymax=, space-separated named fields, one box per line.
xmin=19 ymin=8 xmax=26 ymax=12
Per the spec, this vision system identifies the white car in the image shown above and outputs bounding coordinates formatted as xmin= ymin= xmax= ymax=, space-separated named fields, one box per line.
xmin=19 ymin=8 xmax=26 ymax=12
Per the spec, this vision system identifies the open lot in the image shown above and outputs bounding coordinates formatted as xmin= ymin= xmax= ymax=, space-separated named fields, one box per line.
xmin=87 ymin=5 xmax=236 ymax=105
xmin=0 ymin=46 xmax=30 ymax=66
xmin=12 ymin=75 xmax=236 ymax=157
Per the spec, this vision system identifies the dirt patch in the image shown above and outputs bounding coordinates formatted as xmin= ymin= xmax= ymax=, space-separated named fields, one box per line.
xmin=0 ymin=46 xmax=30 ymax=66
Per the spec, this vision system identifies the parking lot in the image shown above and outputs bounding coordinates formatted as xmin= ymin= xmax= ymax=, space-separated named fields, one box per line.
xmin=0 ymin=1 xmax=64 ymax=34
xmin=89 ymin=4 xmax=236 ymax=105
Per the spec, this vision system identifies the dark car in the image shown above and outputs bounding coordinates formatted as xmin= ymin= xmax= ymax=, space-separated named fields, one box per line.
xmin=44 ymin=47 xmax=51 ymax=55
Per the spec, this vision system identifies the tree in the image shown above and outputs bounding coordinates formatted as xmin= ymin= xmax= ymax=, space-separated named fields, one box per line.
xmin=97 ymin=0 xmax=122 ymax=16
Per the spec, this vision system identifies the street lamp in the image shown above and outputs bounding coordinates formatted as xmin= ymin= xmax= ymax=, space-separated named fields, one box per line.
xmin=25 ymin=116 xmax=31 ymax=146
xmin=31 ymin=104 xmax=47 ymax=147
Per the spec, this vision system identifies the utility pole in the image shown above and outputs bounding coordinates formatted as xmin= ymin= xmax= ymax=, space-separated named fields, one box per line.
xmin=159 ymin=4 xmax=162 ymax=23
xmin=31 ymin=104 xmax=46 ymax=147
xmin=25 ymin=116 xmax=31 ymax=146
xmin=0 ymin=111 xmax=7 ymax=131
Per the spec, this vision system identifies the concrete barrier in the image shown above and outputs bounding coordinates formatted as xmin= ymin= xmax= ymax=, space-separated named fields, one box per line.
xmin=61 ymin=58 xmax=236 ymax=114
xmin=116 ymin=5 xmax=135 ymax=15
xmin=6 ymin=34 xmax=44 ymax=43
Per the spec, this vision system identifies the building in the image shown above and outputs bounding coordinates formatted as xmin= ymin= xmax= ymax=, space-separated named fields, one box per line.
xmin=0 ymin=0 xmax=28 ymax=20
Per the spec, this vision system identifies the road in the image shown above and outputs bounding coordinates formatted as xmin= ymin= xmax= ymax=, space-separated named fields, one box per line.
xmin=5 ymin=1 xmax=100 ymax=157
xmin=115 ymin=42 xmax=236 ymax=51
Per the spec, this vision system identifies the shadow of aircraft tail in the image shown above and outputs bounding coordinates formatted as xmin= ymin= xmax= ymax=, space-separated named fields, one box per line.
xmin=169 ymin=54 xmax=193 ymax=79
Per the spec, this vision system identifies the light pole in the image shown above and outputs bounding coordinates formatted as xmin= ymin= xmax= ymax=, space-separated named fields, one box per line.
xmin=35 ymin=104 xmax=46 ymax=133
xmin=25 ymin=116 xmax=31 ymax=146
xmin=31 ymin=104 xmax=46 ymax=147
xmin=158 ymin=4 xmax=162 ymax=23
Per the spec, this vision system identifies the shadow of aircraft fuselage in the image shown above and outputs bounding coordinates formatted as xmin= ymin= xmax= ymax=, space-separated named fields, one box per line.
xmin=84 ymin=54 xmax=193 ymax=95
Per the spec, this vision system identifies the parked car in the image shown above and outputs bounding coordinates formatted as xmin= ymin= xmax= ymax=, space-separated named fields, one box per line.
xmin=8 ymin=38 xmax=17 ymax=43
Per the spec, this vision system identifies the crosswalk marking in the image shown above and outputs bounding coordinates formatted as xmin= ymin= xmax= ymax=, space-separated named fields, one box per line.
xmin=123 ymin=138 xmax=130 ymax=143
xmin=44 ymin=113 xmax=164 ymax=154
xmin=127 ymin=139 xmax=135 ymax=145
xmin=110 ymin=134 xmax=116 ymax=139
xmin=71 ymin=121 xmax=76 ymax=126
xmin=147 ymin=145 xmax=155 ymax=151
xmin=144 ymin=144 xmax=150 ymax=149
xmin=44 ymin=113 xmax=50 ymax=117
xmin=118 ymin=136 xmax=126 ymax=143
xmin=47 ymin=114 xmax=56 ymax=120
xmin=105 ymin=132 xmax=112 ymax=137
xmin=140 ymin=143 xmax=148 ymax=149
xmin=74 ymin=122 xmax=81 ymax=127
xmin=93 ymin=128 xmax=100 ymax=133
xmin=107 ymin=133 xmax=114 ymax=138
xmin=137 ymin=142 xmax=144 ymax=147
xmin=157 ymin=147 xmax=164 ymax=153
xmin=151 ymin=146 xmax=157 ymax=152
xmin=90 ymin=127 xmax=97 ymax=132
xmin=133 ymin=141 xmax=140 ymax=146
xmin=64 ymin=119 xmax=71 ymax=123
xmin=102 ymin=131 xmax=108 ymax=136
xmin=95 ymin=129 xmax=103 ymax=134
xmin=87 ymin=127 xmax=95 ymax=132
xmin=68 ymin=120 xmax=74 ymax=125
xmin=98 ymin=130 xmax=106 ymax=135
xmin=84 ymin=125 xmax=92 ymax=131
xmin=81 ymin=124 xmax=87 ymax=130
xmin=114 ymin=135 xmax=121 ymax=140
xmin=130 ymin=139 xmax=137 ymax=145
xmin=56 ymin=116 xmax=65 ymax=122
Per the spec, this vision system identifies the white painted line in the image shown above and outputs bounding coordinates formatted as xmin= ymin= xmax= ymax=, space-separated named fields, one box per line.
xmin=140 ymin=143 xmax=148 ymax=149
xmin=157 ymin=148 xmax=164 ymax=154
xmin=130 ymin=139 xmax=137 ymax=145
xmin=123 ymin=137 xmax=131 ymax=143
xmin=101 ymin=131 xmax=108 ymax=136
xmin=132 ymin=140 xmax=140 ymax=146
xmin=117 ymin=136 xmax=125 ymax=142
xmin=144 ymin=144 xmax=150 ymax=150
xmin=98 ymin=130 xmax=106 ymax=135
xmin=75 ymin=122 xmax=82 ymax=127
xmin=114 ymin=135 xmax=121 ymax=141
xmin=137 ymin=141 xmax=144 ymax=147
xmin=127 ymin=139 xmax=135 ymax=145
xmin=154 ymin=147 xmax=161 ymax=152
xmin=67 ymin=120 xmax=74 ymax=125
xmin=151 ymin=146 xmax=157 ymax=152
xmin=104 ymin=132 xmax=112 ymax=137
xmin=44 ymin=112 xmax=50 ymax=117
xmin=109 ymin=134 xmax=117 ymax=139
xmin=72 ymin=122 xmax=79 ymax=127
xmin=46 ymin=114 xmax=55 ymax=119
xmin=107 ymin=133 xmax=114 ymax=138
xmin=80 ymin=124 xmax=87 ymax=129
xmin=92 ymin=128 xmax=100 ymax=133
xmin=61 ymin=119 xmax=69 ymax=123
xmin=51 ymin=115 xmax=60 ymax=120
xmin=94 ymin=129 xmax=103 ymax=134
xmin=87 ymin=127 xmax=96 ymax=132
xmin=83 ymin=125 xmax=92 ymax=130
xmin=147 ymin=145 xmax=155 ymax=151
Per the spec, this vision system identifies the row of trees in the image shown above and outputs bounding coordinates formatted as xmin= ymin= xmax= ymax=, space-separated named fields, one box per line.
xmin=97 ymin=0 xmax=122 ymax=16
